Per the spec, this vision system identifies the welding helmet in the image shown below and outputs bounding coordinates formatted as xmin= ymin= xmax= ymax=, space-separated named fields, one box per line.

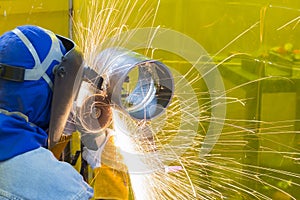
xmin=0 ymin=25 xmax=84 ymax=148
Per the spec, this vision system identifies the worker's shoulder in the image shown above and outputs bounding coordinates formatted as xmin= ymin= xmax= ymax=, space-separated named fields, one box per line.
xmin=0 ymin=147 xmax=93 ymax=200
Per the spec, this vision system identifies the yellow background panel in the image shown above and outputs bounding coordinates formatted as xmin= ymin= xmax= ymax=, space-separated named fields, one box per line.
xmin=0 ymin=0 xmax=69 ymax=36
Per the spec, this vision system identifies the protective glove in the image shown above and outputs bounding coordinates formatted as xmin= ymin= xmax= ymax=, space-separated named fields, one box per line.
xmin=82 ymin=146 xmax=109 ymax=169
xmin=81 ymin=130 xmax=113 ymax=169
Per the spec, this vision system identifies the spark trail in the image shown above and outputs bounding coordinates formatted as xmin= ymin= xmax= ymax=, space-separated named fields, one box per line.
xmin=73 ymin=1 xmax=300 ymax=199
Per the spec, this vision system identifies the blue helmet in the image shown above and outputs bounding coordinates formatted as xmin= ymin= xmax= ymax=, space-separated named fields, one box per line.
xmin=0 ymin=25 xmax=66 ymax=129
xmin=0 ymin=25 xmax=84 ymax=148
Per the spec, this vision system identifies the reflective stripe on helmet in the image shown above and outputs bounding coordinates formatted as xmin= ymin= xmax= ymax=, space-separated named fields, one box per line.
xmin=11 ymin=28 xmax=64 ymax=89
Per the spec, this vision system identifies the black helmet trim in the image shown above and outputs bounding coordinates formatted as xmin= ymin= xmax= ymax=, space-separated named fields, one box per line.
xmin=0 ymin=63 xmax=25 ymax=82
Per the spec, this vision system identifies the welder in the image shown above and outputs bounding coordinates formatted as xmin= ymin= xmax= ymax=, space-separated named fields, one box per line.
xmin=0 ymin=25 xmax=94 ymax=199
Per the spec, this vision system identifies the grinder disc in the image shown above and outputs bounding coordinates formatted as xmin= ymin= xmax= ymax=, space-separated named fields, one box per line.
xmin=79 ymin=93 xmax=112 ymax=133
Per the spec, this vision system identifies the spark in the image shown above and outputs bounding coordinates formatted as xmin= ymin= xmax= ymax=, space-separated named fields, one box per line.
xmin=277 ymin=16 xmax=300 ymax=31
xmin=71 ymin=0 xmax=300 ymax=199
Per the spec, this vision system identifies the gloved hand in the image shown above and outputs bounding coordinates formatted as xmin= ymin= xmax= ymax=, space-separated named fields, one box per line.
xmin=81 ymin=130 xmax=113 ymax=169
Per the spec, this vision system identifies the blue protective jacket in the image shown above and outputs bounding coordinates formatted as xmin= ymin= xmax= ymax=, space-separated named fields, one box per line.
xmin=0 ymin=147 xmax=93 ymax=200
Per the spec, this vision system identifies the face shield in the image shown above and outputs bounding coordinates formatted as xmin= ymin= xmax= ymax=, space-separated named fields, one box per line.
xmin=48 ymin=36 xmax=85 ymax=148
